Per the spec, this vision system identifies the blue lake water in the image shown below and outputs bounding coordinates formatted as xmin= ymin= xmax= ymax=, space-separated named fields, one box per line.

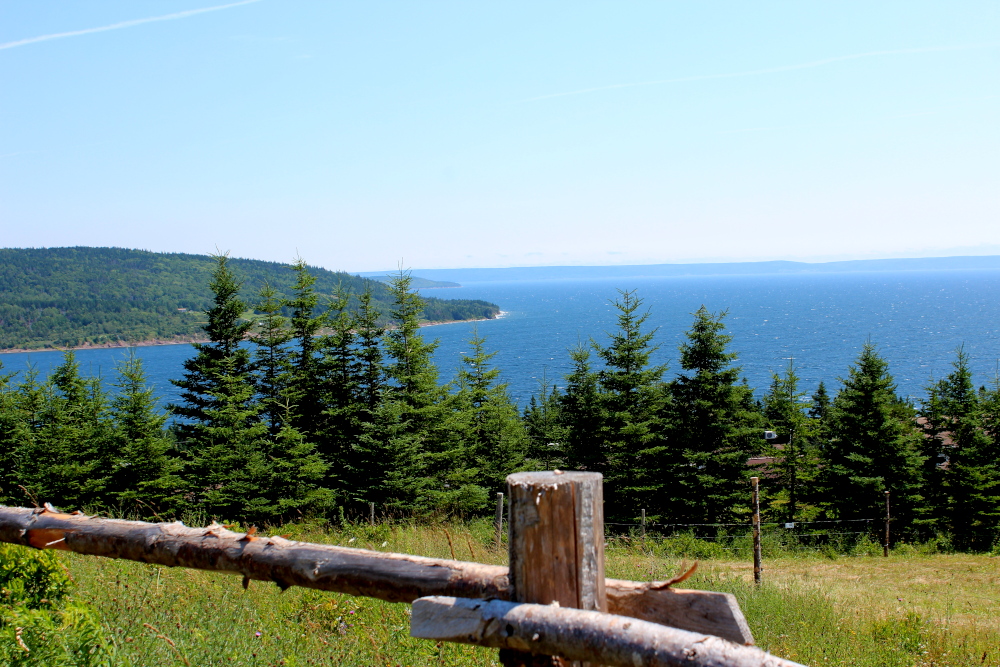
xmin=3 ymin=269 xmax=1000 ymax=408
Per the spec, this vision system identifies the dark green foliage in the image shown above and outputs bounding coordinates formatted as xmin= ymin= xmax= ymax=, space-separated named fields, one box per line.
xmin=454 ymin=329 xmax=528 ymax=494
xmin=16 ymin=353 xmax=114 ymax=510
xmin=0 ymin=246 xmax=499 ymax=351
xmin=924 ymin=349 xmax=1000 ymax=549
xmin=559 ymin=345 xmax=604 ymax=474
xmin=664 ymin=307 xmax=764 ymax=524
xmin=0 ymin=364 xmax=23 ymax=505
xmin=108 ymin=352 xmax=182 ymax=514
xmin=170 ymin=253 xmax=255 ymax=442
xmin=522 ymin=374 xmax=566 ymax=469
xmin=286 ymin=258 xmax=327 ymax=436
xmin=822 ymin=342 xmax=925 ymax=530
xmin=761 ymin=361 xmax=821 ymax=522
xmin=250 ymin=283 xmax=296 ymax=437
xmin=3 ymin=259 xmax=1000 ymax=546
xmin=590 ymin=290 xmax=668 ymax=517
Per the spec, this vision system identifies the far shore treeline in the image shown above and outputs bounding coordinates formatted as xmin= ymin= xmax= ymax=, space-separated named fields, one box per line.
xmin=0 ymin=246 xmax=498 ymax=351
xmin=0 ymin=255 xmax=998 ymax=552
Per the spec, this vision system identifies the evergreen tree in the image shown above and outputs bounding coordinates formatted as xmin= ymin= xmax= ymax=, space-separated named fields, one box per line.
xmin=0 ymin=363 xmax=24 ymax=505
xmin=357 ymin=271 xmax=482 ymax=515
xmin=454 ymin=329 xmax=528 ymax=494
xmin=170 ymin=253 xmax=254 ymax=444
xmin=18 ymin=353 xmax=113 ymax=510
xmin=762 ymin=361 xmax=819 ymax=521
xmin=591 ymin=290 xmax=668 ymax=518
xmin=315 ymin=286 xmax=359 ymax=486
xmin=523 ymin=373 xmax=566 ymax=470
xmin=809 ymin=382 xmax=831 ymax=422
xmin=286 ymin=258 xmax=327 ymax=438
xmin=250 ymin=283 xmax=295 ymax=437
xmin=939 ymin=351 xmax=1000 ymax=550
xmin=559 ymin=345 xmax=604 ymax=474
xmin=822 ymin=342 xmax=925 ymax=529
xmin=184 ymin=361 xmax=274 ymax=521
xmin=108 ymin=352 xmax=182 ymax=515
xmin=664 ymin=307 xmax=763 ymax=524
xmin=338 ymin=288 xmax=387 ymax=501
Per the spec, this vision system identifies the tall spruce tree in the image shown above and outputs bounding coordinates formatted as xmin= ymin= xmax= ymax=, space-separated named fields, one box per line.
xmin=0 ymin=364 xmax=24 ymax=505
xmin=357 ymin=271 xmax=481 ymax=515
xmin=762 ymin=361 xmax=819 ymax=521
xmin=286 ymin=258 xmax=327 ymax=438
xmin=822 ymin=342 xmax=925 ymax=529
xmin=591 ymin=290 xmax=667 ymax=519
xmin=664 ymin=307 xmax=763 ymax=524
xmin=184 ymin=360 xmax=274 ymax=521
xmin=523 ymin=374 xmax=566 ymax=470
xmin=559 ymin=345 xmax=604 ymax=474
xmin=18 ymin=353 xmax=113 ymax=510
xmin=338 ymin=288 xmax=387 ymax=501
xmin=108 ymin=352 xmax=181 ymax=515
xmin=170 ymin=253 xmax=255 ymax=445
xmin=454 ymin=329 xmax=528 ymax=494
xmin=941 ymin=353 xmax=1000 ymax=550
xmin=250 ymin=283 xmax=296 ymax=437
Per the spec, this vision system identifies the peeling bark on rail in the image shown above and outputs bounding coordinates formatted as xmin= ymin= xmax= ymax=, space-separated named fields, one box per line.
xmin=412 ymin=596 xmax=801 ymax=667
xmin=0 ymin=506 xmax=752 ymax=644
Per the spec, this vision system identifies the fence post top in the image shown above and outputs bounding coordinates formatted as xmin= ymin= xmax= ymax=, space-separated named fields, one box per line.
xmin=507 ymin=471 xmax=602 ymax=487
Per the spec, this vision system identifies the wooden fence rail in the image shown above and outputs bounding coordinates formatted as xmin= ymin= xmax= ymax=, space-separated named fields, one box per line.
xmin=0 ymin=504 xmax=751 ymax=644
xmin=0 ymin=470 xmax=805 ymax=666
xmin=413 ymin=596 xmax=804 ymax=667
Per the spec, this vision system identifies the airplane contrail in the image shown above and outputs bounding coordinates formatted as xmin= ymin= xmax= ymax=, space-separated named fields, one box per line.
xmin=523 ymin=44 xmax=996 ymax=102
xmin=0 ymin=0 xmax=263 ymax=51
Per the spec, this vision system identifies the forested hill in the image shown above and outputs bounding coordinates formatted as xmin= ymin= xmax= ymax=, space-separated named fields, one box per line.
xmin=0 ymin=247 xmax=499 ymax=351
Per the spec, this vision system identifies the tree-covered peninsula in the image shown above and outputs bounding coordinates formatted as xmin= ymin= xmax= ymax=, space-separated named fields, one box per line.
xmin=0 ymin=247 xmax=499 ymax=351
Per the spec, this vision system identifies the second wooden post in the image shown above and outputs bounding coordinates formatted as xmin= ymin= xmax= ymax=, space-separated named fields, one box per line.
xmin=502 ymin=471 xmax=606 ymax=667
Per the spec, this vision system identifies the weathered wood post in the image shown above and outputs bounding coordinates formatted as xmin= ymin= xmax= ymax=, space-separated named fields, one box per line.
xmin=641 ymin=509 xmax=646 ymax=546
xmin=503 ymin=471 xmax=606 ymax=667
xmin=751 ymin=477 xmax=762 ymax=586
xmin=369 ymin=502 xmax=376 ymax=526
xmin=883 ymin=490 xmax=890 ymax=557
xmin=495 ymin=492 xmax=505 ymax=550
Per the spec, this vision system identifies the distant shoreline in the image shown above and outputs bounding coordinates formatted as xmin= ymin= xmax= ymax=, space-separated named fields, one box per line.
xmin=0 ymin=312 xmax=507 ymax=355
xmin=0 ymin=335 xmax=209 ymax=355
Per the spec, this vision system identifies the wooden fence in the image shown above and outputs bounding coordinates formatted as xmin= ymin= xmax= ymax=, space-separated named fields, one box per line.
xmin=0 ymin=471 xmax=805 ymax=667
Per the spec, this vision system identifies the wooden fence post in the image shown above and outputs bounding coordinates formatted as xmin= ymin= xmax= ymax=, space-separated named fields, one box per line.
xmin=751 ymin=477 xmax=762 ymax=586
xmin=883 ymin=490 xmax=890 ymax=557
xmin=641 ymin=509 xmax=646 ymax=546
xmin=369 ymin=502 xmax=375 ymax=526
xmin=503 ymin=471 xmax=606 ymax=667
xmin=495 ymin=492 xmax=505 ymax=550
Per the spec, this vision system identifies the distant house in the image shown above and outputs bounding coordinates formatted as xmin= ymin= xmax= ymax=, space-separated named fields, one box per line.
xmin=177 ymin=308 xmax=188 ymax=312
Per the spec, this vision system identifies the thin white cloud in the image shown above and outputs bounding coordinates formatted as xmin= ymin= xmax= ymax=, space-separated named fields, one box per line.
xmin=523 ymin=44 xmax=997 ymax=102
xmin=0 ymin=0 xmax=263 ymax=51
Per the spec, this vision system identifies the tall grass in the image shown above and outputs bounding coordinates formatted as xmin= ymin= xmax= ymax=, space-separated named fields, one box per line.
xmin=38 ymin=520 xmax=1000 ymax=666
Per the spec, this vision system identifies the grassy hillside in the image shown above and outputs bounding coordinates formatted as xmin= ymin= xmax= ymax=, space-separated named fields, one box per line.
xmin=0 ymin=247 xmax=499 ymax=351
xmin=51 ymin=520 xmax=999 ymax=666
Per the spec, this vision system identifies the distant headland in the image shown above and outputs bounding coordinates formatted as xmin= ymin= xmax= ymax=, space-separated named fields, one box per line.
xmin=361 ymin=255 xmax=1000 ymax=284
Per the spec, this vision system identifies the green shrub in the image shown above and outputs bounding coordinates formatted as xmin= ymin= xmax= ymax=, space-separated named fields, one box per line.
xmin=0 ymin=544 xmax=112 ymax=666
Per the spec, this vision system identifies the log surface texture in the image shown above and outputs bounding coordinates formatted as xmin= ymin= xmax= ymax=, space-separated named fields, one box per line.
xmin=0 ymin=505 xmax=752 ymax=644
xmin=412 ymin=596 xmax=803 ymax=667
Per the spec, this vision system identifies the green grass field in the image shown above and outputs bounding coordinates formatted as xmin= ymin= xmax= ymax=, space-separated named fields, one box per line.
xmin=36 ymin=521 xmax=1000 ymax=666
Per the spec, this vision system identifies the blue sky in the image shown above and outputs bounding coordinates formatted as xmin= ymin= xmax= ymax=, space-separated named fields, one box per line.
xmin=1 ymin=1 xmax=998 ymax=272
